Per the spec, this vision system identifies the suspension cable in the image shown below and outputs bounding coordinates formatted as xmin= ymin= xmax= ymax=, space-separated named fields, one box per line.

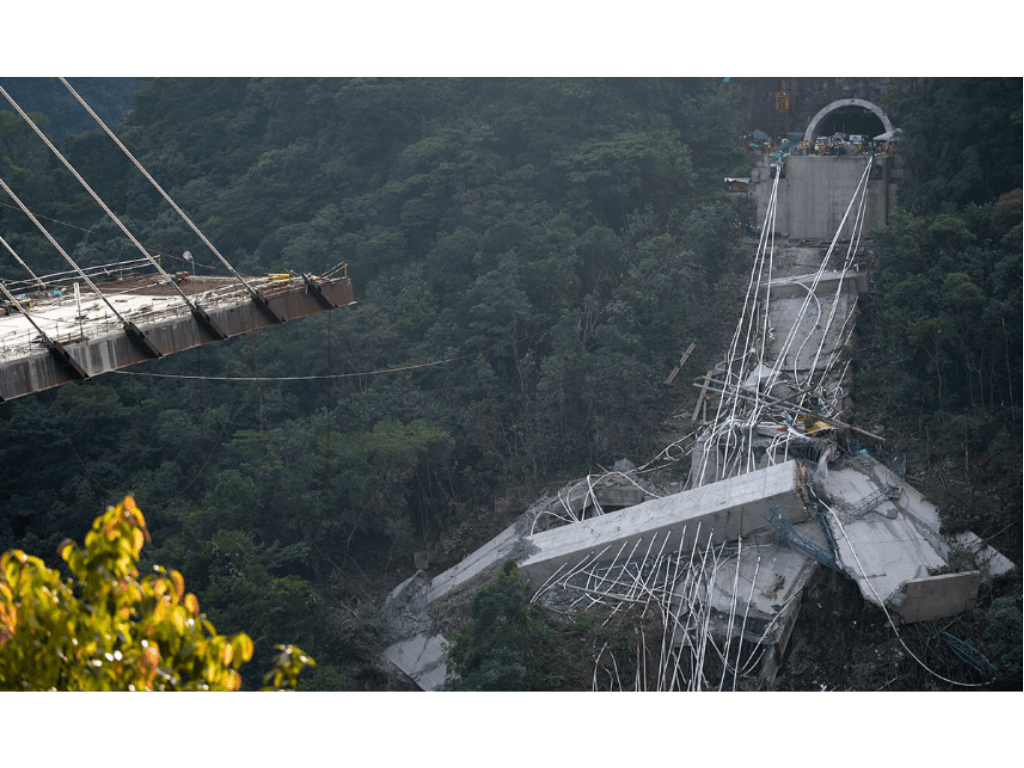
xmin=0 ymin=277 xmax=53 ymax=344
xmin=0 ymin=232 xmax=44 ymax=287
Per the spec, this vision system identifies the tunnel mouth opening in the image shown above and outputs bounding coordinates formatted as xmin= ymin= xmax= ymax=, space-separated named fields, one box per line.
xmin=813 ymin=106 xmax=887 ymax=141
xmin=803 ymin=98 xmax=893 ymax=144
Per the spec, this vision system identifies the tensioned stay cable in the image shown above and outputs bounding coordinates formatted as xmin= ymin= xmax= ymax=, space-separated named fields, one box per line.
xmin=1 ymin=199 xmax=216 ymax=271
xmin=0 ymin=230 xmax=44 ymax=286
xmin=0 ymin=277 xmax=52 ymax=343
xmin=58 ymin=77 xmax=261 ymax=298
xmin=0 ymin=82 xmax=200 ymax=318
xmin=0 ymin=174 xmax=132 ymax=327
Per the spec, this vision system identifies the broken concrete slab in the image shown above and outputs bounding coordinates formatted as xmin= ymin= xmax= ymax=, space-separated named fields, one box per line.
xmin=381 ymin=570 xmax=433 ymax=643
xmin=765 ymin=292 xmax=857 ymax=373
xmin=673 ymin=534 xmax=822 ymax=689
xmin=382 ymin=632 xmax=449 ymax=691
xmin=809 ymin=452 xmax=1011 ymax=625
xmin=858 ymin=457 xmax=1015 ymax=580
xmin=764 ymin=268 xmax=869 ymax=299
xmin=890 ymin=571 xmax=982 ymax=624
xmin=829 ymin=510 xmax=947 ymax=610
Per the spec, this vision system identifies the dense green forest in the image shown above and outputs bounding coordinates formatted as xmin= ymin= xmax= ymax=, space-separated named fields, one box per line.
xmin=0 ymin=78 xmax=749 ymax=688
xmin=859 ymin=79 xmax=1021 ymax=560
xmin=0 ymin=77 xmax=1019 ymax=690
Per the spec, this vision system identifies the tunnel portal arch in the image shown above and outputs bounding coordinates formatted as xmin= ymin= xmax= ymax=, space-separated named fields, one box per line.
xmin=803 ymin=98 xmax=893 ymax=141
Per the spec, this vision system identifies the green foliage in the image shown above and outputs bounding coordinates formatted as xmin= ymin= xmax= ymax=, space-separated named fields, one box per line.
xmin=0 ymin=497 xmax=312 ymax=691
xmin=445 ymin=561 xmax=540 ymax=690
xmin=557 ymin=128 xmax=695 ymax=231
xmin=202 ymin=562 xmax=327 ymax=687
xmin=296 ymin=662 xmax=349 ymax=691
xmin=983 ymin=594 xmax=1022 ymax=689
xmin=2 ymin=78 xmax=749 ymax=689
xmin=885 ymin=78 xmax=1022 ymax=214
xmin=0 ymin=109 xmax=51 ymax=180
xmin=866 ymin=78 xmax=1022 ymax=463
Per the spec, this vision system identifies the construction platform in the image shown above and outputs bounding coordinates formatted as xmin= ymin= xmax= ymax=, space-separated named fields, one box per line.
xmin=0 ymin=267 xmax=354 ymax=402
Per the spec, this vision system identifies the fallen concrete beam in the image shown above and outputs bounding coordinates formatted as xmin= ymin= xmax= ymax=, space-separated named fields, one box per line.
xmin=425 ymin=512 xmax=537 ymax=605
xmin=519 ymin=460 xmax=810 ymax=588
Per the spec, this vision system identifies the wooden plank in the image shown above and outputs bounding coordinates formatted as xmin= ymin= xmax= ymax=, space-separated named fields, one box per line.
xmin=664 ymin=342 xmax=697 ymax=385
xmin=691 ymin=368 xmax=713 ymax=421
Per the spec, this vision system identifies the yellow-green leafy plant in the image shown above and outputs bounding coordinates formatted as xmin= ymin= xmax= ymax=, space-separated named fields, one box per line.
xmin=0 ymin=496 xmax=313 ymax=691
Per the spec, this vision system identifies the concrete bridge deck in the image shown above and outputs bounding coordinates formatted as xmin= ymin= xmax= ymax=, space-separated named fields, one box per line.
xmin=0 ymin=270 xmax=354 ymax=402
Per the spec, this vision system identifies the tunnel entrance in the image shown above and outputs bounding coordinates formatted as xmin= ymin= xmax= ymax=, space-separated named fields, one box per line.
xmin=803 ymin=98 xmax=893 ymax=141
xmin=815 ymin=107 xmax=886 ymax=139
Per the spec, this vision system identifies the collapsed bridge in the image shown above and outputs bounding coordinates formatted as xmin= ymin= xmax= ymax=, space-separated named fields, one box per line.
xmin=381 ymin=98 xmax=1014 ymax=691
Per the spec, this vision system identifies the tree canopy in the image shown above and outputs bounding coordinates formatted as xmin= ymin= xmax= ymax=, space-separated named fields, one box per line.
xmin=863 ymin=78 xmax=1022 ymax=462
xmin=0 ymin=75 xmax=1019 ymax=691
xmin=444 ymin=560 xmax=536 ymax=690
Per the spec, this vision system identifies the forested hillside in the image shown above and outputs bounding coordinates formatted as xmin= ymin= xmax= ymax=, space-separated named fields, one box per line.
xmin=2 ymin=77 xmax=1019 ymax=691
xmin=0 ymin=78 xmax=750 ymax=689
xmin=851 ymin=78 xmax=1022 ymax=688
xmin=858 ymin=78 xmax=1021 ymax=565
